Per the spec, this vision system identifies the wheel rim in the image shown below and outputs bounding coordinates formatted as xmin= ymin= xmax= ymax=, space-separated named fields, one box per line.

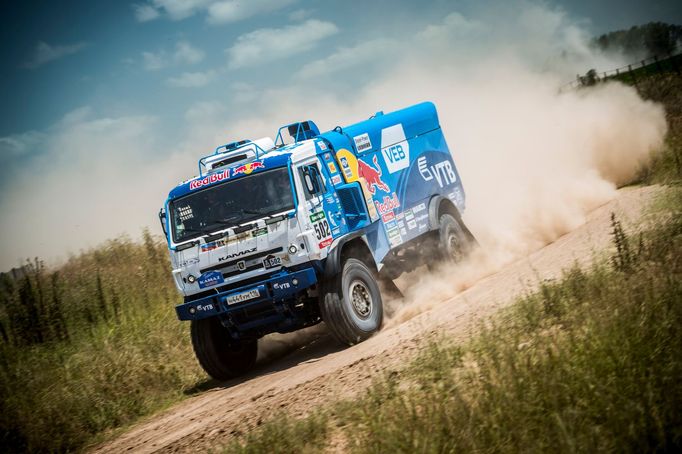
xmin=349 ymin=280 xmax=373 ymax=319
xmin=446 ymin=228 xmax=463 ymax=262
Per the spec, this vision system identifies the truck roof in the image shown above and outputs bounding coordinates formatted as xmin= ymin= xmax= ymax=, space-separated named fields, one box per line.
xmin=167 ymin=141 xmax=308 ymax=201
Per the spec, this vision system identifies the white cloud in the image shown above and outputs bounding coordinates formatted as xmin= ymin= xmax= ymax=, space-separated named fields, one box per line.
xmin=142 ymin=50 xmax=167 ymax=70
xmin=149 ymin=0 xmax=212 ymax=21
xmin=141 ymin=41 xmax=204 ymax=70
xmin=0 ymin=131 xmax=45 ymax=160
xmin=23 ymin=41 xmax=88 ymax=69
xmin=166 ymin=70 xmax=216 ymax=87
xmin=133 ymin=0 xmax=292 ymax=23
xmin=288 ymin=8 xmax=312 ymax=21
xmin=207 ymin=0 xmax=296 ymax=24
xmin=174 ymin=41 xmax=205 ymax=64
xmin=418 ymin=11 xmax=483 ymax=42
xmin=226 ymin=19 xmax=338 ymax=69
xmin=132 ymin=3 xmax=160 ymax=22
xmin=295 ymin=39 xmax=397 ymax=79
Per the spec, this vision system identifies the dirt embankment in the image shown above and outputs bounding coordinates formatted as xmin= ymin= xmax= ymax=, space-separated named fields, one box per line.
xmin=92 ymin=185 xmax=662 ymax=454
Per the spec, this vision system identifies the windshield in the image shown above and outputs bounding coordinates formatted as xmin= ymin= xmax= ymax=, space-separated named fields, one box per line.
xmin=170 ymin=167 xmax=294 ymax=243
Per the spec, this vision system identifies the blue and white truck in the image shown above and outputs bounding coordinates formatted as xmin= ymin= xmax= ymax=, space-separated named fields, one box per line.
xmin=159 ymin=102 xmax=475 ymax=380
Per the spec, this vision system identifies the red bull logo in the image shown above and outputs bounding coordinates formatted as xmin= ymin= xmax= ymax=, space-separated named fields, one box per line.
xmin=358 ymin=156 xmax=389 ymax=194
xmin=189 ymin=169 xmax=229 ymax=190
xmin=233 ymin=161 xmax=265 ymax=176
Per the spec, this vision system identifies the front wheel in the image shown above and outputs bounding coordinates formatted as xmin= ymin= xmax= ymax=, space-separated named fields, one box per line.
xmin=190 ymin=317 xmax=257 ymax=381
xmin=320 ymin=258 xmax=383 ymax=345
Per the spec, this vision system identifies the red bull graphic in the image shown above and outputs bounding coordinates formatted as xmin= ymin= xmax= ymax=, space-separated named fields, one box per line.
xmin=374 ymin=192 xmax=401 ymax=215
xmin=233 ymin=161 xmax=265 ymax=176
xmin=358 ymin=156 xmax=389 ymax=194
xmin=190 ymin=169 xmax=229 ymax=190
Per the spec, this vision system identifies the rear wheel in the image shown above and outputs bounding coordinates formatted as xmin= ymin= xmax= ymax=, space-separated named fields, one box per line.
xmin=320 ymin=258 xmax=383 ymax=345
xmin=434 ymin=213 xmax=474 ymax=265
xmin=190 ymin=317 xmax=257 ymax=381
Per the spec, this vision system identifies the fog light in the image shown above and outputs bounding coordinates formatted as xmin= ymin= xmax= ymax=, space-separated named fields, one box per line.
xmin=292 ymin=278 xmax=299 ymax=286
xmin=187 ymin=274 xmax=196 ymax=283
xmin=288 ymin=244 xmax=298 ymax=254
xmin=189 ymin=307 xmax=196 ymax=314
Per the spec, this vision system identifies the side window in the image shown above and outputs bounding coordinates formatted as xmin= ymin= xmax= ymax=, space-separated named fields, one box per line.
xmin=298 ymin=164 xmax=326 ymax=200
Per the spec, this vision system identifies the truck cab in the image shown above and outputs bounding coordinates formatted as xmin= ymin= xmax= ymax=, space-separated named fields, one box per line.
xmin=160 ymin=102 xmax=475 ymax=380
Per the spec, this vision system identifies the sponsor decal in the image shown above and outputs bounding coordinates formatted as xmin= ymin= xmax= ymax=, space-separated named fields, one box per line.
xmin=353 ymin=133 xmax=372 ymax=152
xmin=358 ymin=155 xmax=389 ymax=194
xmin=196 ymin=303 xmax=214 ymax=312
xmin=415 ymin=213 xmax=429 ymax=223
xmin=405 ymin=209 xmax=414 ymax=221
xmin=178 ymin=257 xmax=200 ymax=267
xmin=232 ymin=161 xmax=265 ymax=176
xmin=418 ymin=222 xmax=429 ymax=231
xmin=413 ymin=202 xmax=426 ymax=213
xmin=218 ymin=247 xmax=256 ymax=262
xmin=387 ymin=227 xmax=403 ymax=247
xmin=197 ymin=271 xmax=224 ymax=289
xmin=331 ymin=227 xmax=340 ymax=235
xmin=380 ymin=124 xmax=410 ymax=173
xmin=311 ymin=210 xmax=332 ymax=247
xmin=201 ymin=240 xmax=226 ymax=252
xmin=273 ymin=281 xmax=291 ymax=290
xmin=375 ymin=193 xmax=401 ymax=215
xmin=252 ymin=227 xmax=268 ymax=237
xmin=178 ymin=205 xmax=194 ymax=221
xmin=319 ymin=141 xmax=328 ymax=151
xmin=396 ymin=212 xmax=405 ymax=220
xmin=400 ymin=228 xmax=407 ymax=236
xmin=190 ymin=169 xmax=230 ymax=190
xmin=407 ymin=219 xmax=417 ymax=230
xmin=225 ymin=288 xmax=261 ymax=305
xmin=327 ymin=211 xmax=338 ymax=227
xmin=382 ymin=211 xmax=395 ymax=223
xmin=310 ymin=211 xmax=326 ymax=223
xmin=331 ymin=174 xmax=342 ymax=185
xmin=327 ymin=162 xmax=337 ymax=174
xmin=417 ymin=156 xmax=457 ymax=188
xmin=262 ymin=255 xmax=282 ymax=269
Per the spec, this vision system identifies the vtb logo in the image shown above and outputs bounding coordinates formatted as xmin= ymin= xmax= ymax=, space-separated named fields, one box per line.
xmin=418 ymin=157 xmax=457 ymax=188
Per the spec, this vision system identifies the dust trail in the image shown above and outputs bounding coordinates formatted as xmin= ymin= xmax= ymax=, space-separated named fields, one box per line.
xmin=385 ymin=78 xmax=667 ymax=325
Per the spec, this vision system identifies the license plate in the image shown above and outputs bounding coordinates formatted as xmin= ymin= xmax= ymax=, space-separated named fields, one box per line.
xmin=262 ymin=256 xmax=282 ymax=269
xmin=225 ymin=288 xmax=261 ymax=305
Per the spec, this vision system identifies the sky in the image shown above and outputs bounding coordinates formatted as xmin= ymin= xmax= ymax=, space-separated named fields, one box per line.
xmin=0 ymin=0 xmax=680 ymax=271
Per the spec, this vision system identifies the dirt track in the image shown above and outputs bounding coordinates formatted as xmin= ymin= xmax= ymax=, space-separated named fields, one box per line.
xmin=92 ymin=186 xmax=662 ymax=453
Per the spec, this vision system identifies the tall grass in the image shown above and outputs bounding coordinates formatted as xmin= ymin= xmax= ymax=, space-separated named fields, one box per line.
xmin=226 ymin=188 xmax=682 ymax=452
xmin=0 ymin=230 xmax=204 ymax=452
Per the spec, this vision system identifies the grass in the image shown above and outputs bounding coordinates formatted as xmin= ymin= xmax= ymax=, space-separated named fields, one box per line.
xmin=0 ymin=232 xmax=205 ymax=452
xmin=225 ymin=186 xmax=682 ymax=453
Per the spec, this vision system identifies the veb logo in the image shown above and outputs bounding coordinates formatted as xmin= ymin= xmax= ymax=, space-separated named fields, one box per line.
xmin=380 ymin=124 xmax=410 ymax=174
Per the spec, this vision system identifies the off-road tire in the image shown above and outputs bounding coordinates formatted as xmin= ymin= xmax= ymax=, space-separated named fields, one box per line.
xmin=436 ymin=213 xmax=473 ymax=264
xmin=190 ymin=317 xmax=257 ymax=381
xmin=320 ymin=258 xmax=383 ymax=345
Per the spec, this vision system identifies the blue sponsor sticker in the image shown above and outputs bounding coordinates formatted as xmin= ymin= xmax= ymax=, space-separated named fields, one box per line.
xmin=197 ymin=271 xmax=224 ymax=289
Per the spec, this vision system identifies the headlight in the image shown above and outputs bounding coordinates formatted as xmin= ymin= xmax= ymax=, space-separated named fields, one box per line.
xmin=187 ymin=274 xmax=196 ymax=283
xmin=288 ymin=244 xmax=298 ymax=254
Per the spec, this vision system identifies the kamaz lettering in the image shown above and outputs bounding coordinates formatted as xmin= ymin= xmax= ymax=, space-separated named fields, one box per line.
xmin=160 ymin=102 xmax=474 ymax=381
xmin=218 ymin=247 xmax=256 ymax=262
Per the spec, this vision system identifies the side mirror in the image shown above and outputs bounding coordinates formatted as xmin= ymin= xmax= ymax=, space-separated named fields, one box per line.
xmin=158 ymin=208 xmax=168 ymax=236
xmin=303 ymin=167 xmax=321 ymax=194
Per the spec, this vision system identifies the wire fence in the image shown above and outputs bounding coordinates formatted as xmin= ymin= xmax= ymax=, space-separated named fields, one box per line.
xmin=560 ymin=51 xmax=681 ymax=92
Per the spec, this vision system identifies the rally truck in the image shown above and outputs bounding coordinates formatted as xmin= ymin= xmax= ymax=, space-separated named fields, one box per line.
xmin=159 ymin=102 xmax=475 ymax=380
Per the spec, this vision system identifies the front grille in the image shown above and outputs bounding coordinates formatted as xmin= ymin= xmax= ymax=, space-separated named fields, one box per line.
xmin=200 ymin=247 xmax=283 ymax=274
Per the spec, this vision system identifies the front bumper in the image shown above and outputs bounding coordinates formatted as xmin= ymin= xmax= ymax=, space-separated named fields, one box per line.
xmin=175 ymin=267 xmax=318 ymax=324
